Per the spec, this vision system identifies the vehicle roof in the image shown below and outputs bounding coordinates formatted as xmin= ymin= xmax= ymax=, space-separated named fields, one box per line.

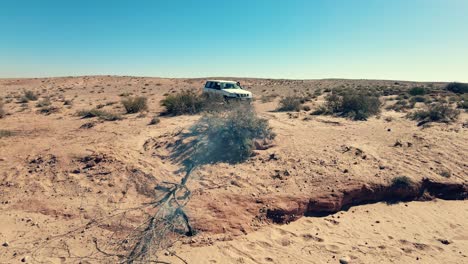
xmin=206 ymin=80 xmax=238 ymax=84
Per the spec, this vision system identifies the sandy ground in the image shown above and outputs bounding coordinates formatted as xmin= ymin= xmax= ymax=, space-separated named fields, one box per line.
xmin=161 ymin=200 xmax=468 ymax=264
xmin=0 ymin=76 xmax=466 ymax=263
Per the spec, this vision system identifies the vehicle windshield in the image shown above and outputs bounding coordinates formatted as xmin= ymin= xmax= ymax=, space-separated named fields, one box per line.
xmin=223 ymin=83 xmax=242 ymax=89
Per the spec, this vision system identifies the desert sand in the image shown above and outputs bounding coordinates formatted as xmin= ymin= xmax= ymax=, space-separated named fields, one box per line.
xmin=0 ymin=76 xmax=466 ymax=263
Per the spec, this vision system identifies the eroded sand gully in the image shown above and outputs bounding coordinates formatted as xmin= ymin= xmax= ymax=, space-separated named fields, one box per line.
xmin=0 ymin=76 xmax=466 ymax=263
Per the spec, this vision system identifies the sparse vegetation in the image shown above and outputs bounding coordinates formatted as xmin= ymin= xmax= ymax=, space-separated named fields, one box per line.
xmin=179 ymin=104 xmax=275 ymax=164
xmin=409 ymin=87 xmax=426 ymax=96
xmin=0 ymin=130 xmax=14 ymax=138
xmin=38 ymin=106 xmax=60 ymax=115
xmin=21 ymin=90 xmax=38 ymax=102
xmin=314 ymin=93 xmax=381 ymax=120
xmin=277 ymin=96 xmax=304 ymax=112
xmin=0 ymin=100 xmax=5 ymax=118
xmin=161 ymin=90 xmax=206 ymax=115
xmin=391 ymin=176 xmax=413 ymax=189
xmin=260 ymin=94 xmax=278 ymax=103
xmin=149 ymin=116 xmax=160 ymax=125
xmin=121 ymin=96 xmax=148 ymax=114
xmin=36 ymin=98 xmax=51 ymax=107
xmin=408 ymin=103 xmax=460 ymax=125
xmin=410 ymin=96 xmax=427 ymax=103
xmin=439 ymin=170 xmax=451 ymax=178
xmin=446 ymin=82 xmax=468 ymax=94
xmin=77 ymin=109 xmax=122 ymax=121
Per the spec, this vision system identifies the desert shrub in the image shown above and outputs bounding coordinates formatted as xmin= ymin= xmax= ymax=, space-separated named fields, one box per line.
xmin=181 ymin=104 xmax=275 ymax=164
xmin=391 ymin=176 xmax=413 ymax=189
xmin=77 ymin=109 xmax=122 ymax=121
xmin=386 ymin=99 xmax=415 ymax=112
xmin=36 ymin=98 xmax=51 ymax=107
xmin=409 ymin=103 xmax=459 ymax=124
xmin=0 ymin=130 xmax=14 ymax=138
xmin=260 ymin=94 xmax=277 ymax=103
xmin=121 ymin=96 xmax=148 ymax=114
xmin=446 ymin=82 xmax=468 ymax=94
xmin=318 ymin=93 xmax=380 ymax=120
xmin=23 ymin=90 xmax=38 ymax=101
xmin=302 ymin=105 xmax=311 ymax=111
xmin=63 ymin=99 xmax=73 ymax=106
xmin=410 ymin=96 xmax=427 ymax=103
xmin=276 ymin=96 xmax=304 ymax=112
xmin=409 ymin=87 xmax=426 ymax=96
xmin=0 ymin=100 xmax=5 ymax=118
xmin=310 ymin=105 xmax=329 ymax=116
xmin=161 ymin=90 xmax=205 ymax=115
xmin=38 ymin=106 xmax=60 ymax=115
xmin=457 ymin=100 xmax=468 ymax=110
xmin=396 ymin=93 xmax=410 ymax=100
xmin=149 ymin=116 xmax=160 ymax=125
xmin=439 ymin=170 xmax=451 ymax=178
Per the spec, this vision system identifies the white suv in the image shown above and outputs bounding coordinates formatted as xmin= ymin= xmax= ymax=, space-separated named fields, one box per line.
xmin=203 ymin=80 xmax=252 ymax=100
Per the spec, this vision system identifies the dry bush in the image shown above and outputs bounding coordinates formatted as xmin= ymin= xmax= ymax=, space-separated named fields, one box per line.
xmin=38 ymin=106 xmax=60 ymax=115
xmin=391 ymin=176 xmax=413 ymax=189
xmin=410 ymin=96 xmax=427 ymax=103
xmin=160 ymin=90 xmax=206 ymax=115
xmin=409 ymin=87 xmax=427 ymax=96
xmin=386 ymin=99 xmax=415 ymax=112
xmin=446 ymin=82 xmax=468 ymax=94
xmin=121 ymin=96 xmax=148 ymax=114
xmin=315 ymin=93 xmax=381 ymax=120
xmin=36 ymin=98 xmax=51 ymax=107
xmin=260 ymin=94 xmax=278 ymax=103
xmin=21 ymin=90 xmax=38 ymax=102
xmin=148 ymin=116 xmax=160 ymax=125
xmin=174 ymin=104 xmax=275 ymax=164
xmin=77 ymin=109 xmax=122 ymax=121
xmin=408 ymin=103 xmax=460 ymax=125
xmin=0 ymin=130 xmax=14 ymax=138
xmin=276 ymin=96 xmax=304 ymax=112
xmin=0 ymin=100 xmax=5 ymax=118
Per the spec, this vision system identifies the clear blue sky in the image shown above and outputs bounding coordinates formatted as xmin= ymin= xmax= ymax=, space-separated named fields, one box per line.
xmin=1 ymin=0 xmax=467 ymax=81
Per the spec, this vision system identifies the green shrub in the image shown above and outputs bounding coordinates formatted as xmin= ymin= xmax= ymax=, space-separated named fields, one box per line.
xmin=161 ymin=90 xmax=205 ymax=115
xmin=77 ymin=109 xmax=122 ymax=121
xmin=409 ymin=103 xmax=460 ymax=124
xmin=409 ymin=87 xmax=426 ymax=96
xmin=391 ymin=176 xmax=413 ymax=189
xmin=121 ymin=96 xmax=148 ymax=114
xmin=446 ymin=82 xmax=468 ymax=94
xmin=181 ymin=104 xmax=275 ymax=164
xmin=277 ymin=96 xmax=304 ymax=112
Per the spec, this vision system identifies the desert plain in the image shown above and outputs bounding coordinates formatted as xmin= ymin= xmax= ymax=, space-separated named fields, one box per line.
xmin=0 ymin=76 xmax=466 ymax=263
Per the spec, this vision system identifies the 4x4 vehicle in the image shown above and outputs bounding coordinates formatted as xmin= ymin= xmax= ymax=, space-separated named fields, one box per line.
xmin=203 ymin=80 xmax=252 ymax=100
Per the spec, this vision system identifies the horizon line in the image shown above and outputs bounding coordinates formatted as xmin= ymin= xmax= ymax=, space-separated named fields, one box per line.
xmin=0 ymin=74 xmax=461 ymax=84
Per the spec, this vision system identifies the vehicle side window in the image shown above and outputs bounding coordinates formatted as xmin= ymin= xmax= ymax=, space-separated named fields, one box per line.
xmin=205 ymin=82 xmax=211 ymax=88
xmin=214 ymin=82 xmax=221 ymax=90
